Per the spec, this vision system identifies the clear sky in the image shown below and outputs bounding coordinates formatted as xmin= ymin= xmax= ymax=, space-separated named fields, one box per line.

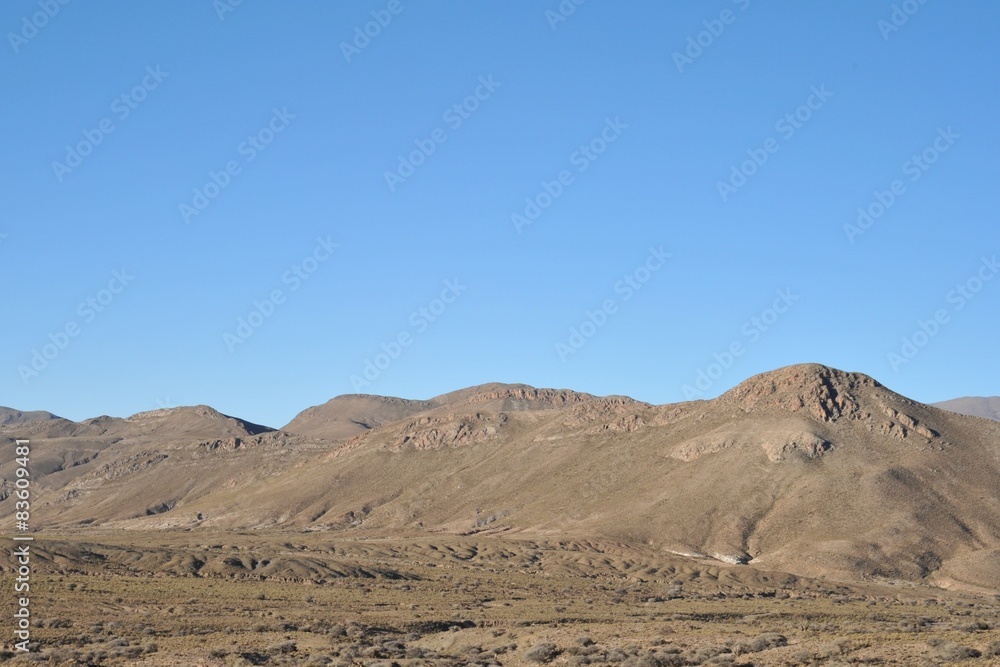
xmin=3 ymin=1 xmax=998 ymax=428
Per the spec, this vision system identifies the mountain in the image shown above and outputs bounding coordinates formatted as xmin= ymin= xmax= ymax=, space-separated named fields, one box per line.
xmin=280 ymin=383 xmax=608 ymax=440
xmin=121 ymin=405 xmax=274 ymax=438
xmin=933 ymin=396 xmax=1000 ymax=422
xmin=0 ymin=405 xmax=286 ymax=524
xmin=0 ymin=407 xmax=63 ymax=425
xmin=2 ymin=364 xmax=999 ymax=592
xmin=0 ymin=404 xmax=272 ymax=439
xmin=282 ymin=394 xmax=433 ymax=441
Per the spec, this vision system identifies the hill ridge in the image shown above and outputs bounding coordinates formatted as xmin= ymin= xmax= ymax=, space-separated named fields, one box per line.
xmin=4 ymin=362 xmax=999 ymax=591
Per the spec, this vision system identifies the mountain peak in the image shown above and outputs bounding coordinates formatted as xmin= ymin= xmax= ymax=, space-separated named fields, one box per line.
xmin=0 ymin=407 xmax=65 ymax=425
xmin=125 ymin=405 xmax=273 ymax=436
xmin=282 ymin=394 xmax=433 ymax=440
xmin=128 ymin=405 xmax=221 ymax=421
xmin=719 ymin=363 xmax=884 ymax=422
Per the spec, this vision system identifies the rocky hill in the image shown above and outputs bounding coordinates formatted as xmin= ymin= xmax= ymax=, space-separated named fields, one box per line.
xmin=2 ymin=364 xmax=999 ymax=592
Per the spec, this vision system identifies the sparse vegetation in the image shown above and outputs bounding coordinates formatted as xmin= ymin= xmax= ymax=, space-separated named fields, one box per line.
xmin=2 ymin=531 xmax=999 ymax=666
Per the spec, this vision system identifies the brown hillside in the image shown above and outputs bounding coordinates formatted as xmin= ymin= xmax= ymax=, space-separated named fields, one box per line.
xmin=3 ymin=364 xmax=999 ymax=592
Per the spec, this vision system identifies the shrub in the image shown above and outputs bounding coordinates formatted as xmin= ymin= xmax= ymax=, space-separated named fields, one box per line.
xmin=632 ymin=653 xmax=686 ymax=667
xmin=732 ymin=632 xmax=787 ymax=655
xmin=688 ymin=645 xmax=730 ymax=662
xmin=606 ymin=648 xmax=629 ymax=662
xmin=961 ymin=620 xmax=990 ymax=632
xmin=526 ymin=642 xmax=560 ymax=663
xmin=934 ymin=642 xmax=981 ymax=661
xmin=269 ymin=640 xmax=298 ymax=655
xmin=116 ymin=646 xmax=144 ymax=659
xmin=707 ymin=655 xmax=736 ymax=667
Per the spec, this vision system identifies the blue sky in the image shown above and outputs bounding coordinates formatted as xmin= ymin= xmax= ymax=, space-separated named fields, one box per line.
xmin=3 ymin=1 xmax=998 ymax=428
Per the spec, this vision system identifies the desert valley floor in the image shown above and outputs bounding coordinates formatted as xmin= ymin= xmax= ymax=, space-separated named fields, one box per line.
xmin=4 ymin=530 xmax=1000 ymax=666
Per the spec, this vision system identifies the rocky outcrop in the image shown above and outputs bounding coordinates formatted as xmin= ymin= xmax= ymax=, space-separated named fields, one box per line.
xmin=719 ymin=363 xmax=878 ymax=422
xmin=671 ymin=426 xmax=831 ymax=462
xmin=388 ymin=413 xmax=508 ymax=451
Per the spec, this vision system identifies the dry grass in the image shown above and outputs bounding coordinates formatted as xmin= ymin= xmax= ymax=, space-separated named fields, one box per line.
xmin=3 ymin=530 xmax=1000 ymax=666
